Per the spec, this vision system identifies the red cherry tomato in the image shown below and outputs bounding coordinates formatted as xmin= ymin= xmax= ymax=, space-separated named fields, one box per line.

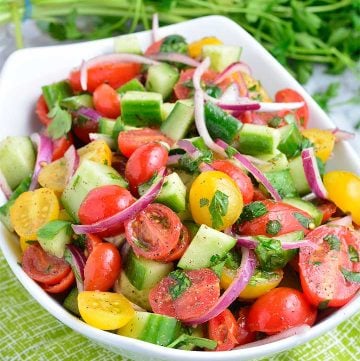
xmin=35 ymin=95 xmax=51 ymax=126
xmin=211 ymin=160 xmax=254 ymax=204
xmin=237 ymin=200 xmax=314 ymax=237
xmin=125 ymin=142 xmax=168 ymax=194
xmin=317 ymin=201 xmax=337 ymax=223
xmin=41 ymin=269 xmax=75 ymax=294
xmin=208 ymin=309 xmax=240 ymax=351
xmin=22 ymin=243 xmax=72 ymax=285
xmin=73 ymin=116 xmax=98 ymax=144
xmin=165 ymin=225 xmax=190 ymax=262
xmin=236 ymin=307 xmax=256 ymax=345
xmin=93 ymin=83 xmax=121 ymax=119
xmin=69 ymin=62 xmax=141 ymax=93
xmin=252 ymin=188 xmax=269 ymax=201
xmin=144 ymin=39 xmax=164 ymax=56
xmin=149 ymin=268 xmax=220 ymax=322
xmin=275 ymin=88 xmax=309 ymax=128
xmin=85 ymin=234 xmax=103 ymax=256
xmin=84 ymin=243 xmax=122 ymax=291
xmin=52 ymin=133 xmax=74 ymax=161
xmin=118 ymin=128 xmax=174 ymax=158
xmin=78 ymin=185 xmax=135 ymax=237
xmin=299 ymin=225 xmax=360 ymax=307
xmin=247 ymin=287 xmax=317 ymax=334
xmin=125 ymin=203 xmax=181 ymax=261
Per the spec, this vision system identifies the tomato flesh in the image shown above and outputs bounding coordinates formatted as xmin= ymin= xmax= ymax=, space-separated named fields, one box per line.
xmin=41 ymin=269 xmax=75 ymax=294
xmin=299 ymin=225 xmax=360 ymax=307
xmin=165 ymin=226 xmax=190 ymax=262
xmin=236 ymin=307 xmax=256 ymax=345
xmin=52 ymin=133 xmax=74 ymax=161
xmin=93 ymin=83 xmax=121 ymax=119
xmin=35 ymin=95 xmax=51 ymax=126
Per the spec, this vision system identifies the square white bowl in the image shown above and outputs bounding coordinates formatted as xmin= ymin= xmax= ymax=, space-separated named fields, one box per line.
xmin=0 ymin=15 xmax=359 ymax=361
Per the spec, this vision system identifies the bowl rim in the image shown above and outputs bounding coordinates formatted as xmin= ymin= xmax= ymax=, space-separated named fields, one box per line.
xmin=1 ymin=14 xmax=359 ymax=361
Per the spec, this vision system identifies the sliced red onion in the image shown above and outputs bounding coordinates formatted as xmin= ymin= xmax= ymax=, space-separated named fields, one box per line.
xmin=89 ymin=133 xmax=116 ymax=150
xmin=80 ymin=54 xmax=160 ymax=91
xmin=214 ymin=61 xmax=251 ymax=85
xmin=64 ymin=145 xmax=79 ymax=185
xmin=219 ymin=83 xmax=248 ymax=104
xmin=328 ymin=215 xmax=353 ymax=227
xmin=152 ymin=13 xmax=159 ymax=43
xmin=72 ymin=167 xmax=167 ymax=234
xmin=74 ymin=107 xmax=102 ymax=122
xmin=148 ymin=53 xmax=200 ymax=67
xmin=0 ymin=169 xmax=12 ymax=199
xmin=216 ymin=139 xmax=282 ymax=201
xmin=216 ymin=102 xmax=260 ymax=112
xmin=176 ymin=139 xmax=201 ymax=159
xmin=236 ymin=325 xmax=311 ymax=349
xmin=302 ymin=192 xmax=316 ymax=201
xmin=331 ymin=128 xmax=355 ymax=142
xmin=236 ymin=235 xmax=317 ymax=250
xmin=301 ymin=148 xmax=328 ymax=199
xmin=167 ymin=154 xmax=182 ymax=166
xmin=185 ymin=247 xmax=256 ymax=325
xmin=258 ymin=102 xmax=304 ymax=112
xmin=29 ymin=134 xmax=53 ymax=191
xmin=66 ymin=244 xmax=86 ymax=292
xmin=199 ymin=162 xmax=214 ymax=172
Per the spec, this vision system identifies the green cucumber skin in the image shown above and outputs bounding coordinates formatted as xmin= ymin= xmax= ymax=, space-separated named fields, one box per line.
xmin=146 ymin=63 xmax=179 ymax=100
xmin=121 ymin=91 xmax=163 ymax=127
xmin=289 ymin=156 xmax=311 ymax=195
xmin=61 ymin=160 xmax=128 ymax=221
xmin=99 ymin=118 xmax=116 ymax=136
xmin=178 ymin=224 xmax=236 ymax=270
xmin=237 ymin=124 xmax=280 ymax=156
xmin=63 ymin=288 xmax=80 ymax=316
xmin=42 ymin=81 xmax=73 ymax=109
xmin=111 ymin=117 xmax=125 ymax=141
xmin=204 ymin=102 xmax=242 ymax=144
xmin=60 ymin=94 xmax=93 ymax=111
xmin=283 ymin=198 xmax=323 ymax=226
xmin=278 ymin=123 xmax=303 ymax=158
xmin=117 ymin=79 xmax=145 ymax=95
xmin=161 ymin=101 xmax=194 ymax=141
xmin=0 ymin=136 xmax=35 ymax=190
xmin=124 ymin=249 xmax=173 ymax=290
xmin=202 ymin=45 xmax=242 ymax=72
xmin=257 ymin=152 xmax=289 ymax=173
xmin=114 ymin=35 xmax=142 ymax=55
xmin=263 ymin=169 xmax=298 ymax=199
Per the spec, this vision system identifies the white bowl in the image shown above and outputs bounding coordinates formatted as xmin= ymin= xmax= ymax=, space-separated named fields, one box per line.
xmin=1 ymin=15 xmax=359 ymax=361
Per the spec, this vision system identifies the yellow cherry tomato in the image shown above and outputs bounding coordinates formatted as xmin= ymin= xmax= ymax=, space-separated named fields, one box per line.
xmin=220 ymin=267 xmax=283 ymax=300
xmin=78 ymin=139 xmax=112 ymax=166
xmin=188 ymin=37 xmax=223 ymax=58
xmin=19 ymin=237 xmax=34 ymax=253
xmin=324 ymin=171 xmax=360 ymax=225
xmin=302 ymin=129 xmax=335 ymax=162
xmin=78 ymin=291 xmax=134 ymax=330
xmin=189 ymin=170 xmax=243 ymax=230
xmin=242 ymin=72 xmax=272 ymax=103
xmin=10 ymin=188 xmax=59 ymax=239
xmin=58 ymin=208 xmax=72 ymax=221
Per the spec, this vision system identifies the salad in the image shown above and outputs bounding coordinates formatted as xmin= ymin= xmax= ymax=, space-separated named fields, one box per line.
xmin=0 ymin=17 xmax=360 ymax=352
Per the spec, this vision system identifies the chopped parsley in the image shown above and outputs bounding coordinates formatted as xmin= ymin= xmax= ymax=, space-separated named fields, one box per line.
xmin=225 ymin=145 xmax=237 ymax=159
xmin=266 ymin=220 xmax=282 ymax=235
xmin=179 ymin=149 xmax=213 ymax=174
xmin=160 ymin=34 xmax=188 ymax=54
xmin=348 ymin=245 xmax=359 ymax=263
xmin=47 ymin=105 xmax=72 ymax=139
xmin=268 ymin=116 xmax=282 ymax=128
xmin=341 ymin=268 xmax=360 ymax=283
xmin=293 ymin=212 xmax=313 ymax=229
xmin=318 ymin=300 xmax=330 ymax=310
xmin=323 ymin=234 xmax=341 ymax=251
xmin=167 ymin=334 xmax=217 ymax=350
xmin=209 ymin=190 xmax=229 ymax=229
xmin=169 ymin=270 xmax=192 ymax=300
xmin=239 ymin=201 xmax=268 ymax=223
xmin=199 ymin=198 xmax=209 ymax=207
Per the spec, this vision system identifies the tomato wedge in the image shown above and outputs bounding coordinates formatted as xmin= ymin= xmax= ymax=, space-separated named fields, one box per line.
xmin=93 ymin=83 xmax=121 ymax=119
xmin=165 ymin=225 xmax=190 ymax=262
xmin=35 ymin=95 xmax=51 ymax=126
xmin=144 ymin=39 xmax=164 ymax=56
xmin=118 ymin=128 xmax=174 ymax=158
xmin=236 ymin=307 xmax=256 ymax=345
xmin=85 ymin=234 xmax=103 ymax=256
xmin=299 ymin=225 xmax=360 ymax=307
xmin=317 ymin=201 xmax=337 ymax=224
xmin=52 ymin=133 xmax=74 ymax=161
xmin=22 ymin=243 xmax=71 ymax=285
xmin=69 ymin=62 xmax=141 ymax=93
xmin=149 ymin=268 xmax=220 ymax=322
xmin=41 ymin=269 xmax=75 ymax=294
xmin=125 ymin=204 xmax=181 ymax=260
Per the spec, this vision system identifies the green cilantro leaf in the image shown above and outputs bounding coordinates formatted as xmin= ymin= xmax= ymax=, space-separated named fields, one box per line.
xmin=47 ymin=105 xmax=72 ymax=139
xmin=169 ymin=270 xmax=192 ymax=300
xmin=225 ymin=145 xmax=237 ymax=159
xmin=313 ymin=82 xmax=340 ymax=112
xmin=266 ymin=220 xmax=282 ymax=235
xmin=239 ymin=201 xmax=268 ymax=223
xmin=199 ymin=198 xmax=209 ymax=207
xmin=341 ymin=268 xmax=360 ymax=283
xmin=293 ymin=212 xmax=313 ymax=229
xmin=268 ymin=116 xmax=282 ymax=128
xmin=167 ymin=334 xmax=217 ymax=350
xmin=160 ymin=34 xmax=188 ymax=54
xmin=209 ymin=190 xmax=229 ymax=229
xmin=348 ymin=245 xmax=359 ymax=263
xmin=323 ymin=234 xmax=341 ymax=251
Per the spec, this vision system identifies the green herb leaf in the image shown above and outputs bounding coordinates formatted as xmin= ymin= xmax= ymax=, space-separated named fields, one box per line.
xmin=266 ymin=220 xmax=282 ymax=235
xmin=209 ymin=254 xmax=226 ymax=278
xmin=239 ymin=201 xmax=268 ymax=223
xmin=47 ymin=105 xmax=72 ymax=139
xmin=209 ymin=190 xmax=229 ymax=229
xmin=341 ymin=268 xmax=360 ymax=283
xmin=167 ymin=334 xmax=217 ymax=350
xmin=268 ymin=116 xmax=282 ymax=128
xmin=205 ymin=84 xmax=221 ymax=98
xmin=323 ymin=234 xmax=341 ymax=251
xmin=313 ymin=82 xmax=340 ymax=112
xmin=169 ymin=270 xmax=192 ymax=300
xmin=318 ymin=300 xmax=330 ymax=310
xmin=179 ymin=149 xmax=213 ymax=174
xmin=160 ymin=34 xmax=188 ymax=54
xmin=225 ymin=145 xmax=237 ymax=159
xmin=37 ymin=220 xmax=72 ymax=241
xmin=293 ymin=212 xmax=313 ymax=229
xmin=348 ymin=245 xmax=359 ymax=263
xmin=199 ymin=198 xmax=209 ymax=207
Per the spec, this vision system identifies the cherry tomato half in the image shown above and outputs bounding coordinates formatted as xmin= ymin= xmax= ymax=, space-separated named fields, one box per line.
xmin=247 ymin=287 xmax=317 ymax=334
xmin=118 ymin=128 xmax=174 ymax=158
xmin=237 ymin=307 xmax=256 ymax=345
xmin=73 ymin=116 xmax=99 ymax=144
xmin=165 ymin=225 xmax=190 ymax=262
xmin=125 ymin=142 xmax=168 ymax=194
xmin=84 ymin=242 xmax=122 ymax=291
xmin=78 ymin=185 xmax=135 ymax=237
xmin=144 ymin=39 xmax=164 ymax=56
xmin=93 ymin=83 xmax=121 ymax=119
xmin=22 ymin=243 xmax=71 ymax=285
xmin=211 ymin=160 xmax=254 ymax=204
xmin=125 ymin=203 xmax=181 ymax=261
xmin=41 ymin=269 xmax=75 ymax=294
xmin=85 ymin=234 xmax=103 ymax=256
xmin=52 ymin=133 xmax=74 ymax=161
xmin=35 ymin=95 xmax=51 ymax=126
xmin=208 ymin=309 xmax=240 ymax=351
xmin=299 ymin=225 xmax=360 ymax=307
xmin=317 ymin=201 xmax=337 ymax=224
xmin=69 ymin=62 xmax=141 ymax=93
xmin=149 ymin=268 xmax=220 ymax=322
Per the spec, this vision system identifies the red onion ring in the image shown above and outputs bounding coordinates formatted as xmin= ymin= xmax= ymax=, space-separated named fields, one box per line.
xmin=74 ymin=107 xmax=102 ymax=122
xmin=167 ymin=154 xmax=182 ymax=166
xmin=331 ymin=128 xmax=355 ymax=142
xmin=328 ymin=215 xmax=353 ymax=227
xmin=72 ymin=167 xmax=167 ymax=234
xmin=199 ymin=162 xmax=214 ymax=172
xmin=214 ymin=61 xmax=251 ymax=85
xmin=152 ymin=13 xmax=159 ymax=43
xmin=301 ymin=147 xmax=328 ymax=199
xmin=258 ymin=101 xmax=304 ymax=112
xmin=176 ymin=139 xmax=201 ymax=159
xmin=0 ymin=169 xmax=12 ymax=199
xmin=66 ymin=244 xmax=86 ymax=292
xmin=148 ymin=53 xmax=200 ymax=67
xmin=64 ymin=145 xmax=79 ymax=184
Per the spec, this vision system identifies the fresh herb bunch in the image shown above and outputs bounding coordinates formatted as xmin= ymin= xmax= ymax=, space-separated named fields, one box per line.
xmin=1 ymin=0 xmax=359 ymax=83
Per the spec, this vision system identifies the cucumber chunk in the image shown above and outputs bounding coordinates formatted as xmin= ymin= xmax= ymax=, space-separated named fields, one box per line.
xmin=161 ymin=103 xmax=176 ymax=121
xmin=202 ymin=45 xmax=242 ymax=72
xmin=289 ymin=156 xmax=311 ymax=195
xmin=124 ymin=249 xmax=173 ymax=290
xmin=257 ymin=151 xmax=289 ymax=173
xmin=0 ymin=136 xmax=35 ymax=190
xmin=262 ymin=169 xmax=298 ymax=198
xmin=111 ymin=117 xmax=125 ymax=141
xmin=283 ymin=198 xmax=323 ymax=226
xmin=161 ymin=101 xmax=194 ymax=141
xmin=146 ymin=63 xmax=179 ymax=100
xmin=114 ymin=34 xmax=142 ymax=54
xmin=61 ymin=160 xmax=128 ymax=221
xmin=37 ymin=220 xmax=73 ymax=258
xmin=118 ymin=311 xmax=182 ymax=346
xmin=42 ymin=81 xmax=72 ymax=109
xmin=278 ymin=123 xmax=303 ymax=158
xmin=178 ymin=224 xmax=236 ymax=270
xmin=98 ymin=118 xmax=116 ymax=136
xmin=237 ymin=124 xmax=280 ymax=156
xmin=117 ymin=78 xmax=145 ymax=95
xmin=60 ymin=94 xmax=93 ymax=111
xmin=121 ymin=91 xmax=163 ymax=127
xmin=63 ymin=287 xmax=80 ymax=316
